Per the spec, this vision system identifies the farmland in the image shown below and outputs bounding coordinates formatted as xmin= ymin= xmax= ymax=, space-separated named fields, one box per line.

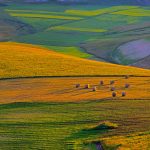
xmin=0 ymin=76 xmax=150 ymax=104
xmin=0 ymin=2 xmax=150 ymax=150
xmin=0 ymin=76 xmax=150 ymax=149
xmin=0 ymin=42 xmax=149 ymax=79
xmin=0 ymin=42 xmax=150 ymax=149
xmin=0 ymin=4 xmax=149 ymax=67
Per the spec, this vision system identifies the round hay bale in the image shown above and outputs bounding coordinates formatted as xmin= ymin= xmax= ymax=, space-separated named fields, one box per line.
xmin=110 ymin=87 xmax=115 ymax=91
xmin=110 ymin=80 xmax=115 ymax=85
xmin=92 ymin=86 xmax=97 ymax=92
xmin=100 ymin=80 xmax=104 ymax=85
xmin=122 ymin=91 xmax=126 ymax=97
xmin=75 ymin=84 xmax=80 ymax=88
xmin=112 ymin=92 xmax=116 ymax=97
xmin=125 ymin=83 xmax=130 ymax=88
xmin=85 ymin=84 xmax=90 ymax=89
xmin=125 ymin=75 xmax=129 ymax=79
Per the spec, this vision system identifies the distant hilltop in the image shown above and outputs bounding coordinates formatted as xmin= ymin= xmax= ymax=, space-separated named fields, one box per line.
xmin=0 ymin=0 xmax=150 ymax=5
xmin=56 ymin=0 xmax=150 ymax=5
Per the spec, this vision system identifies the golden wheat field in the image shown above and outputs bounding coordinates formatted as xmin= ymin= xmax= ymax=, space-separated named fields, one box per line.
xmin=0 ymin=76 xmax=149 ymax=104
xmin=0 ymin=42 xmax=150 ymax=79
xmin=101 ymin=132 xmax=150 ymax=150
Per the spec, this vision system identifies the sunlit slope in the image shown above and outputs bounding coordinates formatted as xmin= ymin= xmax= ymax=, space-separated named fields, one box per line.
xmin=0 ymin=42 xmax=149 ymax=78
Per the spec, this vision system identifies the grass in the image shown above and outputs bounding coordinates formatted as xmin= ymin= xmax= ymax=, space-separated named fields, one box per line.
xmin=3 ymin=5 xmax=150 ymax=65
xmin=43 ymin=45 xmax=91 ymax=58
xmin=112 ymin=7 xmax=150 ymax=17
xmin=49 ymin=26 xmax=107 ymax=33
xmin=14 ymin=30 xmax=100 ymax=46
xmin=101 ymin=132 xmax=150 ymax=150
xmin=87 ymin=121 xmax=118 ymax=131
xmin=0 ymin=42 xmax=150 ymax=79
xmin=65 ymin=6 xmax=138 ymax=17
xmin=0 ymin=99 xmax=150 ymax=149
xmin=11 ymin=17 xmax=70 ymax=30
xmin=9 ymin=12 xmax=82 ymax=20
xmin=0 ymin=4 xmax=150 ymax=150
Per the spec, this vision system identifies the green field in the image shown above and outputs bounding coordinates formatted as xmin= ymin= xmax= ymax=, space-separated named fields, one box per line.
xmin=1 ymin=4 xmax=149 ymax=64
xmin=44 ymin=45 xmax=92 ymax=58
xmin=0 ymin=99 xmax=150 ymax=149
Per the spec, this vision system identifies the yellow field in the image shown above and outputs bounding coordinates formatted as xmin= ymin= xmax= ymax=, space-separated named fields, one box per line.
xmin=101 ymin=132 xmax=150 ymax=150
xmin=6 ymin=9 xmax=66 ymax=16
xmin=49 ymin=26 xmax=107 ymax=32
xmin=9 ymin=13 xmax=82 ymax=20
xmin=0 ymin=42 xmax=150 ymax=78
xmin=0 ymin=76 xmax=149 ymax=104
xmin=111 ymin=8 xmax=150 ymax=17
xmin=65 ymin=6 xmax=138 ymax=16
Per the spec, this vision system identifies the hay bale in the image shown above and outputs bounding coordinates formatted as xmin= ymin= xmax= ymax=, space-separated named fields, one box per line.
xmin=125 ymin=75 xmax=129 ymax=79
xmin=75 ymin=84 xmax=80 ymax=88
xmin=110 ymin=87 xmax=115 ymax=91
xmin=112 ymin=92 xmax=116 ymax=97
xmin=92 ymin=86 xmax=97 ymax=92
xmin=122 ymin=91 xmax=126 ymax=97
xmin=125 ymin=83 xmax=130 ymax=88
xmin=85 ymin=84 xmax=90 ymax=89
xmin=110 ymin=80 xmax=115 ymax=85
xmin=100 ymin=80 xmax=104 ymax=85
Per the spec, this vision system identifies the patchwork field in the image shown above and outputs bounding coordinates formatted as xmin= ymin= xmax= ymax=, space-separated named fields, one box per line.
xmin=0 ymin=76 xmax=150 ymax=149
xmin=1 ymin=4 xmax=149 ymax=67
xmin=0 ymin=42 xmax=150 ymax=149
xmin=0 ymin=3 xmax=150 ymax=150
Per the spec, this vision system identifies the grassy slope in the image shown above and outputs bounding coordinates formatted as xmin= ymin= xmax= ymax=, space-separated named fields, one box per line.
xmin=0 ymin=100 xmax=150 ymax=149
xmin=4 ymin=5 xmax=150 ymax=67
xmin=0 ymin=42 xmax=150 ymax=78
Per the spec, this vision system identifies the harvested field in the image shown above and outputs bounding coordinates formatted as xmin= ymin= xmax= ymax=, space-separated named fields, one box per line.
xmin=0 ymin=76 xmax=149 ymax=104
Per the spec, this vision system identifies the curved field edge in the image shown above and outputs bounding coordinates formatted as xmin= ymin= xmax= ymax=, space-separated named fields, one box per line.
xmin=0 ymin=42 xmax=150 ymax=79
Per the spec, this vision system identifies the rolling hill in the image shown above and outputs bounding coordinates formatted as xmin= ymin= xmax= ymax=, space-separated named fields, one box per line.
xmin=0 ymin=10 xmax=35 ymax=41
xmin=0 ymin=42 xmax=149 ymax=79
xmin=56 ymin=0 xmax=150 ymax=5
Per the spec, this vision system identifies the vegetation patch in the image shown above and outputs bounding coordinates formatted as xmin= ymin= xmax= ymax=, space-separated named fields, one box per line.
xmin=86 ymin=121 xmax=118 ymax=131
xmin=44 ymin=45 xmax=91 ymax=58
xmin=112 ymin=8 xmax=150 ymax=16
xmin=9 ymin=13 xmax=82 ymax=20
xmin=101 ymin=132 xmax=150 ymax=150
xmin=65 ymin=6 xmax=138 ymax=17
xmin=49 ymin=26 xmax=107 ymax=33
xmin=0 ymin=42 xmax=150 ymax=79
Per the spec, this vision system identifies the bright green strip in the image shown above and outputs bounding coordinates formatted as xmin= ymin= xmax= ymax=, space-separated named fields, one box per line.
xmin=43 ymin=46 xmax=91 ymax=58
xmin=9 ymin=13 xmax=82 ymax=20
xmin=65 ymin=6 xmax=139 ymax=17
xmin=111 ymin=8 xmax=150 ymax=16
xmin=49 ymin=26 xmax=107 ymax=33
